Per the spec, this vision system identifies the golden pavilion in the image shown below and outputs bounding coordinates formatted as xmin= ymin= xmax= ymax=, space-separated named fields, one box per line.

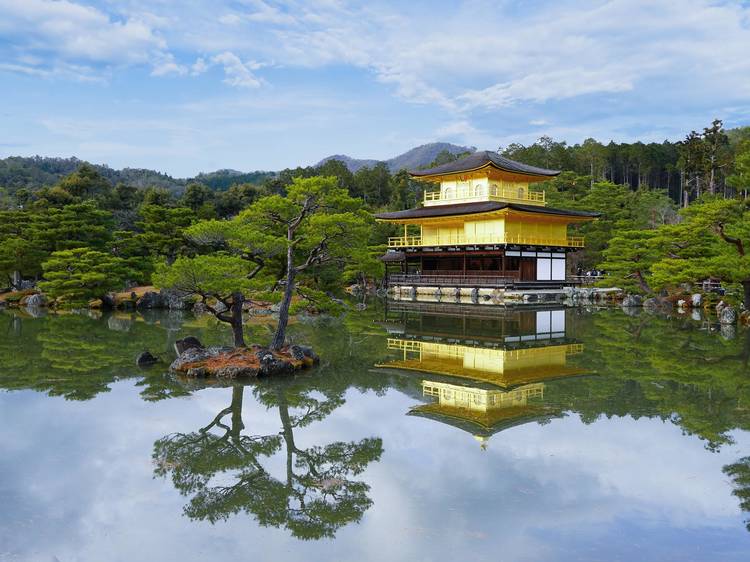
xmin=376 ymin=151 xmax=599 ymax=288
xmin=376 ymin=305 xmax=588 ymax=444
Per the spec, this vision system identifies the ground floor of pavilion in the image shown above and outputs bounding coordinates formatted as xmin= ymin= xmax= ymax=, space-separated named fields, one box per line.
xmin=382 ymin=246 xmax=575 ymax=288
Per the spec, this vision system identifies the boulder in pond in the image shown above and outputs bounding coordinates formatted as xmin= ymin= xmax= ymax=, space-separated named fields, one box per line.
xmin=174 ymin=336 xmax=204 ymax=356
xmin=716 ymin=300 xmax=728 ymax=315
xmin=107 ymin=315 xmax=132 ymax=332
xmin=136 ymin=291 xmax=165 ymax=310
xmin=102 ymin=292 xmax=117 ymax=309
xmin=136 ymin=351 xmax=159 ymax=367
xmin=288 ymin=345 xmax=320 ymax=365
xmin=621 ymin=294 xmax=643 ymax=308
xmin=24 ymin=293 xmax=46 ymax=308
xmin=643 ymin=296 xmax=672 ymax=311
xmin=162 ymin=289 xmax=191 ymax=310
xmin=720 ymin=323 xmax=736 ymax=340
xmin=719 ymin=305 xmax=737 ymax=325
xmin=691 ymin=293 xmax=702 ymax=308
xmin=255 ymin=348 xmax=294 ymax=376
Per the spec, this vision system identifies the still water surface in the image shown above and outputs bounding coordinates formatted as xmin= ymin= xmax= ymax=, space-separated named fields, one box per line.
xmin=1 ymin=303 xmax=749 ymax=561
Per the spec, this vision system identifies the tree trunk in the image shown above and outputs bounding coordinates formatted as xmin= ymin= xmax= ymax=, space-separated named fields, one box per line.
xmin=276 ymin=388 xmax=296 ymax=486
xmin=231 ymin=291 xmax=245 ymax=347
xmin=635 ymin=270 xmax=652 ymax=294
xmin=271 ymin=242 xmax=296 ymax=350
xmin=230 ymin=385 xmax=245 ymax=441
xmin=743 ymin=280 xmax=750 ymax=309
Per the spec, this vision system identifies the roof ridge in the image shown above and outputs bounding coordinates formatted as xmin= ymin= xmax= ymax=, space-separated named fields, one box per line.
xmin=410 ymin=150 xmax=560 ymax=178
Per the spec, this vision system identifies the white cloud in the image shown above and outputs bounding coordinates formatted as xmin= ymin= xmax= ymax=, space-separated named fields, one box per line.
xmin=218 ymin=13 xmax=243 ymax=25
xmin=243 ymin=0 xmax=297 ymax=25
xmin=210 ymin=52 xmax=262 ymax=88
xmin=0 ymin=0 xmax=166 ymax=64
xmin=435 ymin=120 xmax=493 ymax=148
xmin=190 ymin=57 xmax=209 ymax=76
xmin=150 ymin=53 xmax=187 ymax=77
xmin=0 ymin=60 xmax=104 ymax=82
xmin=457 ymin=68 xmax=635 ymax=110
xmin=2 ymin=0 xmax=750 ymax=155
xmin=6 ymin=0 xmax=750 ymax=109
xmin=210 ymin=52 xmax=263 ymax=88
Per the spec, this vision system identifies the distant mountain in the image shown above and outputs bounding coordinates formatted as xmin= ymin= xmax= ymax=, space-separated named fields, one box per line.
xmin=316 ymin=154 xmax=380 ymax=173
xmin=0 ymin=156 xmax=186 ymax=192
xmin=317 ymin=142 xmax=475 ymax=173
xmin=0 ymin=142 xmax=475 ymax=195
xmin=0 ymin=157 xmax=275 ymax=194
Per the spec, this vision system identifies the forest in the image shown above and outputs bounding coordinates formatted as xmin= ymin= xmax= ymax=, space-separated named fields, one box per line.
xmin=1 ymin=118 xmax=750 ymax=308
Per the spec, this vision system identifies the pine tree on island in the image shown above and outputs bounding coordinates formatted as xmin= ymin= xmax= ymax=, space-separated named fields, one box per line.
xmin=154 ymin=176 xmax=372 ymax=373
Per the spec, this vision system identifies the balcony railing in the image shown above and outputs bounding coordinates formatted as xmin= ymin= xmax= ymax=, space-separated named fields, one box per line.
xmin=423 ymin=184 xmax=546 ymax=206
xmin=387 ymin=234 xmax=585 ymax=248
xmin=387 ymin=273 xmax=515 ymax=288
xmin=387 ymin=338 xmax=584 ymax=357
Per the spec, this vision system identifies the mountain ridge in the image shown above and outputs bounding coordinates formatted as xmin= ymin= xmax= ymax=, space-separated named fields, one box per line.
xmin=0 ymin=141 xmax=475 ymax=193
xmin=316 ymin=142 xmax=475 ymax=173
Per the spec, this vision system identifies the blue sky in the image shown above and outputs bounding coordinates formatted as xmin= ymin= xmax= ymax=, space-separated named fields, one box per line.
xmin=1 ymin=0 xmax=749 ymax=177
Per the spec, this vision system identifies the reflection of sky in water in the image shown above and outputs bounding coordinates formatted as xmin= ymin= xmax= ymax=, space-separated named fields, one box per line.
xmin=1 ymin=379 xmax=749 ymax=562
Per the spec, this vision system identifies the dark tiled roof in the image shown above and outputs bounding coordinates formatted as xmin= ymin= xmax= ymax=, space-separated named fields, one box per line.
xmin=375 ymin=201 xmax=600 ymax=220
xmin=379 ymin=251 xmax=406 ymax=262
xmin=410 ymin=151 xmax=560 ymax=178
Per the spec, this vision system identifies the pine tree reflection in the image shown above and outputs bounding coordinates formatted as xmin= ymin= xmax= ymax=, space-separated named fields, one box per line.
xmin=153 ymin=378 xmax=383 ymax=540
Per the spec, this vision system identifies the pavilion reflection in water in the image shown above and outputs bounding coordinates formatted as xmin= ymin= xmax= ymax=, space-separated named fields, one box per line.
xmin=376 ymin=302 xmax=587 ymax=445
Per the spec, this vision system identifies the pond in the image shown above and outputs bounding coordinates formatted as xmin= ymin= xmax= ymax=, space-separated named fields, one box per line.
xmin=1 ymin=303 xmax=749 ymax=561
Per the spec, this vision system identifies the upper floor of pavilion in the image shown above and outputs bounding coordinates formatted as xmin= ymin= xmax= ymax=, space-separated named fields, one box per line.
xmin=410 ymin=150 xmax=560 ymax=207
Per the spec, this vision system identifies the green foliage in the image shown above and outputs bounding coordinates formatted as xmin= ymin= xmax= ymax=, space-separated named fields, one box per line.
xmin=727 ymin=140 xmax=750 ymax=193
xmin=33 ymin=201 xmax=114 ymax=252
xmin=651 ymin=198 xmax=750 ymax=292
xmin=724 ymin=457 xmax=750 ymax=531
xmin=599 ymin=230 xmax=661 ymax=293
xmin=181 ymin=182 xmax=214 ymax=211
xmin=141 ymin=187 xmax=174 ymax=206
xmin=214 ymin=183 xmax=263 ymax=218
xmin=136 ymin=204 xmax=195 ymax=260
xmin=154 ymin=254 xmax=258 ymax=298
xmin=57 ymin=163 xmax=112 ymax=200
xmin=352 ymin=162 xmax=392 ymax=205
xmin=545 ymin=179 xmax=676 ymax=268
xmin=0 ymin=236 xmax=46 ymax=287
xmin=39 ymin=247 xmax=135 ymax=303
xmin=315 ymin=159 xmax=355 ymax=193
xmin=0 ymin=202 xmax=116 ymax=289
xmin=605 ymin=197 xmax=750 ymax=297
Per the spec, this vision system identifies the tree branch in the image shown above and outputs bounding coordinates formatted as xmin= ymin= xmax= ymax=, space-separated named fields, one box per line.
xmin=715 ymin=222 xmax=745 ymax=256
